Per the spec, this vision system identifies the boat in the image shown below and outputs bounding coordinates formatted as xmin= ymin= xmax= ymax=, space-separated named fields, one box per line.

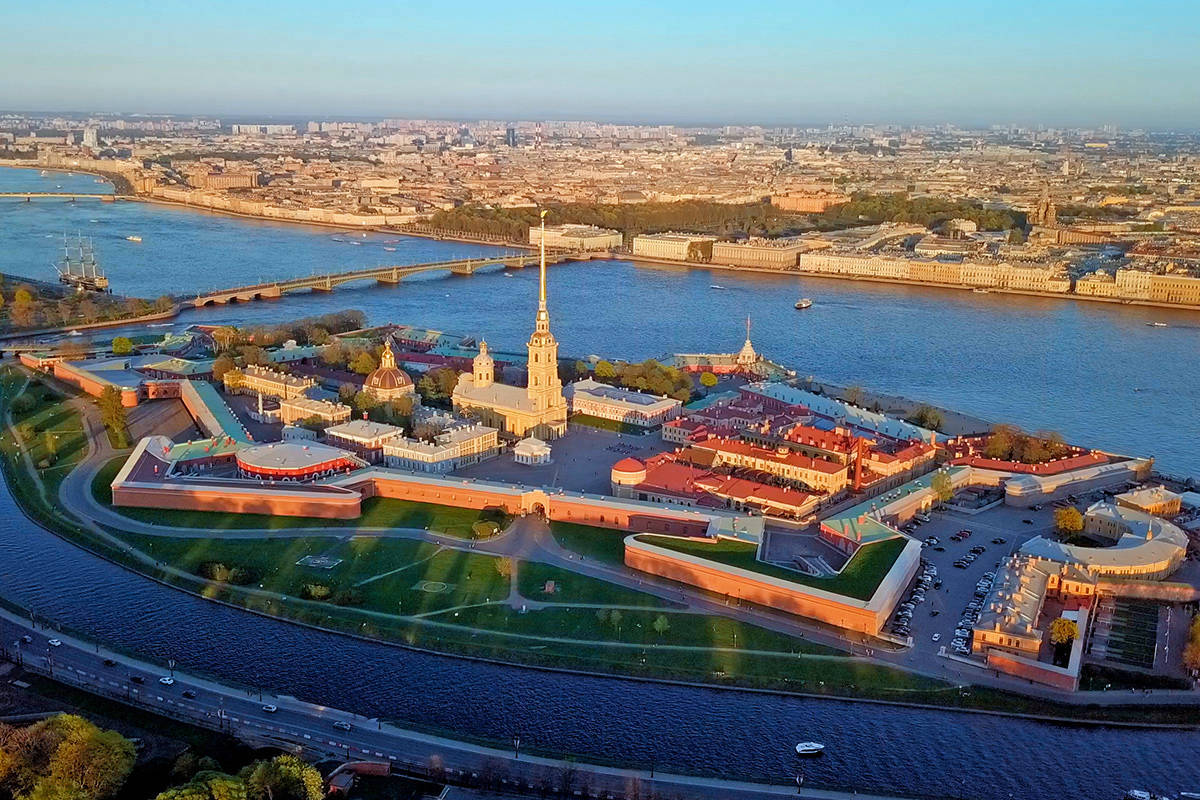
xmin=125 ymin=235 xmax=142 ymax=243
xmin=794 ymin=298 xmax=813 ymax=310
xmin=1124 ymin=791 xmax=1171 ymax=800
xmin=54 ymin=234 xmax=110 ymax=293
xmin=147 ymin=323 xmax=175 ymax=328
xmin=504 ymin=273 xmax=513 ymax=278
xmin=1146 ymin=322 xmax=1168 ymax=328
xmin=710 ymin=284 xmax=726 ymax=290
xmin=794 ymin=742 xmax=825 ymax=756
xmin=972 ymin=288 xmax=991 ymax=294
xmin=68 ymin=330 xmax=80 ymax=337
xmin=383 ymin=246 xmax=397 ymax=252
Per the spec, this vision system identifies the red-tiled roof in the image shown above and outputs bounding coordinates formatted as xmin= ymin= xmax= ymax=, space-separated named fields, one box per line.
xmin=611 ymin=457 xmax=646 ymax=474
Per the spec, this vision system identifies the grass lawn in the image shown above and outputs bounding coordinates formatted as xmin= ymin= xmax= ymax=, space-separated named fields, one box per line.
xmin=3 ymin=374 xmax=89 ymax=498
xmin=568 ymin=413 xmax=654 ymax=436
xmin=111 ymin=530 xmax=512 ymax=615
xmin=422 ymin=604 xmax=842 ymax=655
xmin=518 ymin=561 xmax=672 ymax=608
xmin=636 ymin=535 xmax=907 ymax=601
xmin=548 ymin=521 xmax=630 ymax=566
xmin=92 ymin=456 xmax=508 ymax=538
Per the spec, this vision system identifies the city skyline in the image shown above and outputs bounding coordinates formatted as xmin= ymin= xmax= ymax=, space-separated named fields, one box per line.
xmin=3 ymin=0 xmax=1198 ymax=128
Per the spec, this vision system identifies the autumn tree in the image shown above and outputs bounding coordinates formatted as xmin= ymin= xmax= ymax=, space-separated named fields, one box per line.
xmin=1049 ymin=617 xmax=1079 ymax=645
xmin=349 ymin=350 xmax=377 ymax=375
xmin=1054 ymin=506 xmax=1084 ymax=535
xmin=594 ymin=360 xmax=616 ymax=380
xmin=0 ymin=715 xmax=135 ymax=800
xmin=699 ymin=371 xmax=718 ymax=388
xmin=211 ymin=355 xmax=236 ymax=382
xmin=240 ymin=755 xmax=322 ymax=800
xmin=110 ymin=337 xmax=133 ymax=356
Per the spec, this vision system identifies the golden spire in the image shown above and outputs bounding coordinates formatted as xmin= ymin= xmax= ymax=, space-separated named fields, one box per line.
xmin=380 ymin=340 xmax=396 ymax=370
xmin=538 ymin=209 xmax=548 ymax=312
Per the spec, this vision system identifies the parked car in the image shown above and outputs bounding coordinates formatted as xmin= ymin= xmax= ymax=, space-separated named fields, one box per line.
xmin=182 ymin=690 xmax=197 ymax=699
xmin=159 ymin=676 xmax=175 ymax=686
xmin=47 ymin=639 xmax=62 ymax=647
xmin=262 ymin=704 xmax=278 ymax=713
xmin=333 ymin=721 xmax=352 ymax=732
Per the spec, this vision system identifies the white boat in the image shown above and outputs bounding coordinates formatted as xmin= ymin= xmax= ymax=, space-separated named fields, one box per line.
xmin=384 ymin=246 xmax=397 ymax=252
xmin=794 ymin=298 xmax=813 ymax=310
xmin=794 ymin=741 xmax=825 ymax=756
xmin=972 ymin=288 xmax=991 ymax=294
xmin=1146 ymin=322 xmax=1167 ymax=328
xmin=68 ymin=330 xmax=81 ymax=337
xmin=125 ymin=235 xmax=142 ymax=243
xmin=710 ymin=284 xmax=725 ymax=290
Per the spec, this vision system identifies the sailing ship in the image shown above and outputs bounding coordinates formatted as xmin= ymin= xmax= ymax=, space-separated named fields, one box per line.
xmin=54 ymin=234 xmax=110 ymax=293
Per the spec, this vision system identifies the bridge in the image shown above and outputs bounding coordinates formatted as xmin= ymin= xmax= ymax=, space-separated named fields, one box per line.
xmin=189 ymin=251 xmax=591 ymax=307
xmin=0 ymin=192 xmax=117 ymax=201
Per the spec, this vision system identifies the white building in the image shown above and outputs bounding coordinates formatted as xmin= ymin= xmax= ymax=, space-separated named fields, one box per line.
xmin=382 ymin=423 xmax=500 ymax=473
xmin=564 ymin=378 xmax=682 ymax=428
xmin=531 ymin=224 xmax=622 ymax=251
xmin=632 ymin=232 xmax=717 ymax=261
xmin=513 ymin=437 xmax=552 ymax=465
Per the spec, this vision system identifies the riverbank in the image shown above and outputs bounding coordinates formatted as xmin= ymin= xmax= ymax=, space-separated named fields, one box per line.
xmin=614 ymin=252 xmax=1200 ymax=313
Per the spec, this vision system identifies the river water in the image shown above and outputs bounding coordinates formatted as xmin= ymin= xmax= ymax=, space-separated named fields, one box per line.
xmin=0 ymin=167 xmax=1198 ymax=798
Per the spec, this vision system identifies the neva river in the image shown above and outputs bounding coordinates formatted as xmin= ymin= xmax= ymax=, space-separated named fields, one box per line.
xmin=1 ymin=167 xmax=1197 ymax=476
xmin=0 ymin=167 xmax=1199 ymax=797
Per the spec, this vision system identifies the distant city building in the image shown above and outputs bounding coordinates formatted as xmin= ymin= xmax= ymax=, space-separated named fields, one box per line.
xmin=531 ymin=224 xmax=621 ymax=251
xmin=770 ymin=192 xmax=850 ymax=213
xmin=711 ymin=237 xmax=806 ymax=269
xmin=631 ymin=232 xmax=716 ymax=262
xmin=382 ymin=422 xmax=500 ymax=473
xmin=278 ymin=396 xmax=352 ymax=426
xmin=225 ymin=365 xmax=316 ymax=400
xmin=324 ymin=419 xmax=405 ymax=463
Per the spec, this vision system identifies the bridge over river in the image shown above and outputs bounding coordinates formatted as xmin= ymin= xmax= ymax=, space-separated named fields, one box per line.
xmin=189 ymin=251 xmax=592 ymax=307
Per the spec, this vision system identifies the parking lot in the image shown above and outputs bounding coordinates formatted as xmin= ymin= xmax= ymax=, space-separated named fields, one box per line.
xmin=885 ymin=500 xmax=1081 ymax=668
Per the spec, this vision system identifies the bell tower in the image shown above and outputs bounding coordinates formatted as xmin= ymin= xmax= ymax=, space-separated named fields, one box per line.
xmin=473 ymin=340 xmax=494 ymax=389
xmin=526 ymin=211 xmax=566 ymax=416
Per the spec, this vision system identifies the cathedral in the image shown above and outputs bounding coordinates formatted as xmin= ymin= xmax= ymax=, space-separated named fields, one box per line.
xmin=451 ymin=213 xmax=568 ymax=440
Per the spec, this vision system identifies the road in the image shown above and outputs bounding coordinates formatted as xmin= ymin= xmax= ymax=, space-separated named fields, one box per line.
xmin=0 ymin=608 xmax=910 ymax=800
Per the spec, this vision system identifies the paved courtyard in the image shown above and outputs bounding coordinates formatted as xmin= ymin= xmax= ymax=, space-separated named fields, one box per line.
xmin=452 ymin=426 xmax=671 ymax=494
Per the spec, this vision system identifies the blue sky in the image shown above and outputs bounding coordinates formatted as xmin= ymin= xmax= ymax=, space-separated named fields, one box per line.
xmin=1 ymin=0 xmax=1194 ymax=127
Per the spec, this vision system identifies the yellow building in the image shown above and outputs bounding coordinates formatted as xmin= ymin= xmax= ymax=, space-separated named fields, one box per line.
xmin=453 ymin=214 xmax=568 ymax=440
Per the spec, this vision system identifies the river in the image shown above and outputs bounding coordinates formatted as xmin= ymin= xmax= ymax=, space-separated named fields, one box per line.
xmin=0 ymin=167 xmax=1198 ymax=798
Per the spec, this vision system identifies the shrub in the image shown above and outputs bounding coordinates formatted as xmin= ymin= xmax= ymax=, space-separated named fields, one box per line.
xmin=301 ymin=583 xmax=332 ymax=601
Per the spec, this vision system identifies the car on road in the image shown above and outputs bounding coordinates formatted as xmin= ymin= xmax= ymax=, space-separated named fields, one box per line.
xmin=992 ymin=537 xmax=1007 ymax=545
xmin=932 ymin=633 xmax=942 ymax=642
xmin=933 ymin=546 xmax=945 ymax=552
xmin=102 ymin=658 xmax=117 ymax=667
xmin=262 ymin=704 xmax=278 ymax=713
xmin=1022 ymin=519 xmax=1034 ymax=525
xmin=159 ymin=676 xmax=175 ymax=686
xmin=130 ymin=676 xmax=144 ymax=685
xmin=20 ymin=634 xmax=32 ymax=644
xmin=47 ymin=639 xmax=62 ymax=647
xmin=333 ymin=721 xmax=352 ymax=731
xmin=182 ymin=690 xmax=197 ymax=699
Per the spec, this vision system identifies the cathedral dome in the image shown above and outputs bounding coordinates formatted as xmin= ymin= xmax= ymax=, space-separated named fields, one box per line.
xmin=365 ymin=341 xmax=414 ymax=398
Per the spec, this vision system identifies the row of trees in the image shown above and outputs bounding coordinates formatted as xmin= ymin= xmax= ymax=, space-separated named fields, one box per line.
xmin=1183 ymin=614 xmax=1200 ymax=672
xmin=982 ymin=424 xmax=1069 ymax=464
xmin=156 ymin=753 xmax=323 ymax=800
xmin=426 ymin=200 xmax=803 ymax=241
xmin=818 ymin=192 xmax=1026 ymax=231
xmin=210 ymin=310 xmax=366 ymax=355
xmin=906 ymin=405 xmax=945 ymax=432
xmin=590 ymin=359 xmax=693 ymax=403
xmin=0 ymin=277 xmax=173 ymax=332
xmin=0 ymin=714 xmax=136 ymax=800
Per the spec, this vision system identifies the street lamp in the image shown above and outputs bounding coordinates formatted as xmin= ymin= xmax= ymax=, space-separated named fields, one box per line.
xmin=512 ymin=734 xmax=520 ymax=759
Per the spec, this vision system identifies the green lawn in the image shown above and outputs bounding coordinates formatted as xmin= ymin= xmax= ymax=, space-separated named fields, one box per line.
xmin=4 ymin=375 xmax=89 ymax=498
xmin=549 ymin=521 xmax=630 ymax=566
xmin=112 ymin=530 xmax=512 ymax=615
xmin=518 ymin=561 xmax=672 ymax=608
xmin=92 ymin=455 xmax=508 ymax=538
xmin=635 ymin=535 xmax=907 ymax=601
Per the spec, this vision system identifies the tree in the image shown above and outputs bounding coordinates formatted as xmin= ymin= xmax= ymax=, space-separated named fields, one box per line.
xmin=494 ymin=557 xmax=513 ymax=579
xmin=1184 ymin=640 xmax=1200 ymax=672
xmin=1049 ymin=617 xmax=1079 ymax=646
xmin=984 ymin=424 xmax=1020 ymax=460
xmin=211 ymin=355 xmax=236 ymax=382
xmin=931 ymin=471 xmax=954 ymax=504
xmin=699 ymin=371 xmax=718 ymax=388
xmin=241 ymin=756 xmax=322 ymax=800
xmin=351 ymin=391 xmax=378 ymax=414
xmin=10 ymin=287 xmax=38 ymax=328
xmin=1054 ymin=506 xmax=1084 ymax=535
xmin=57 ymin=340 xmax=89 ymax=361
xmin=238 ymin=345 xmax=269 ymax=366
xmin=349 ymin=350 xmax=377 ymax=375
xmin=45 ymin=725 xmax=136 ymax=800
xmin=110 ymin=337 xmax=133 ymax=356
xmin=96 ymin=386 xmax=128 ymax=448
xmin=594 ymin=360 xmax=616 ymax=380
xmin=609 ymin=609 xmax=623 ymax=634
xmin=907 ymin=404 xmax=943 ymax=431
xmin=573 ymin=360 xmax=589 ymax=379
xmin=337 ymin=382 xmax=357 ymax=404
xmin=652 ymin=614 xmax=670 ymax=636
xmin=212 ymin=326 xmax=240 ymax=352
xmin=0 ymin=715 xmax=135 ymax=800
